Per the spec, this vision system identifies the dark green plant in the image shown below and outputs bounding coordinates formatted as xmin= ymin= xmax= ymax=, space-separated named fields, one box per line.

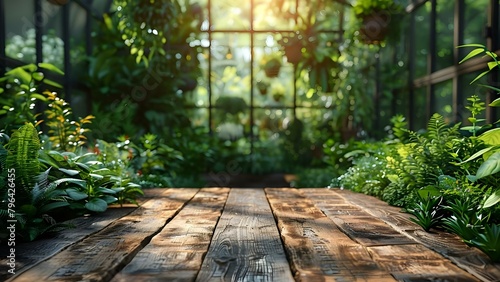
xmin=0 ymin=63 xmax=64 ymax=133
xmin=407 ymin=193 xmax=444 ymax=232
xmin=5 ymin=123 xmax=41 ymax=193
xmin=466 ymin=223 xmax=500 ymax=262
xmin=442 ymin=197 xmax=488 ymax=241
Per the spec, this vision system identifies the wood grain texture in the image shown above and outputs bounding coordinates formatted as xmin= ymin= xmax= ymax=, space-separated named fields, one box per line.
xmin=265 ymin=188 xmax=396 ymax=282
xmin=8 ymin=188 xmax=199 ymax=282
xmin=112 ymin=188 xmax=230 ymax=282
xmin=196 ymin=188 xmax=294 ymax=282
xmin=329 ymin=188 xmax=500 ymax=282
xmin=0 ymin=188 xmax=162 ymax=280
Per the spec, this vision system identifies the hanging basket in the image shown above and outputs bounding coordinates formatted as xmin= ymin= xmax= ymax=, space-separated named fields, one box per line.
xmin=264 ymin=66 xmax=281 ymax=78
xmin=359 ymin=12 xmax=390 ymax=44
xmin=284 ymin=42 xmax=302 ymax=65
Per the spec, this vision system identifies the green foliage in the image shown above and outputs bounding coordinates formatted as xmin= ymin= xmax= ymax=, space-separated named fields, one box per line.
xmin=5 ymin=123 xmax=41 ymax=192
xmin=352 ymin=0 xmax=403 ymax=18
xmin=293 ymin=167 xmax=333 ymax=188
xmin=461 ymin=95 xmax=487 ymax=137
xmin=467 ymin=224 xmax=500 ymax=262
xmin=407 ymin=194 xmax=443 ymax=232
xmin=44 ymin=91 xmax=95 ymax=152
xmin=0 ymin=63 xmax=63 ymax=133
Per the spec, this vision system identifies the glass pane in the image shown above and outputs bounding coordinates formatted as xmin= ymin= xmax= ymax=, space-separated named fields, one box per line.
xmin=187 ymin=108 xmax=209 ymax=128
xmin=434 ymin=80 xmax=453 ymax=124
xmin=254 ymin=108 xmax=292 ymax=139
xmin=254 ymin=33 xmax=294 ymax=107
xmin=435 ymin=0 xmax=454 ymax=70
xmin=68 ymin=2 xmax=87 ymax=75
xmin=5 ymin=2 xmax=35 ymax=64
xmin=210 ymin=33 xmax=251 ymax=105
xmin=413 ymin=2 xmax=431 ymax=78
xmin=41 ymin=1 xmax=64 ymax=69
xmin=211 ymin=0 xmax=250 ymax=30
xmin=463 ymin=0 xmax=489 ymax=45
xmin=413 ymin=87 xmax=427 ymax=130
xmin=253 ymin=0 xmax=296 ymax=30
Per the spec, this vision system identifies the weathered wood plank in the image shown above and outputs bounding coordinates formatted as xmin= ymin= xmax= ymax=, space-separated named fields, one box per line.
xmin=368 ymin=244 xmax=480 ymax=281
xmin=8 ymin=188 xmax=199 ymax=282
xmin=196 ymin=188 xmax=294 ymax=282
xmin=0 ymin=188 xmax=164 ymax=280
xmin=329 ymin=188 xmax=500 ymax=282
xmin=112 ymin=187 xmax=230 ymax=282
xmin=265 ymin=188 xmax=396 ymax=281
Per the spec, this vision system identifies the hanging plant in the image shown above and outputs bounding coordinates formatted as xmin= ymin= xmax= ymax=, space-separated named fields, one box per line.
xmin=260 ymin=53 xmax=283 ymax=78
xmin=352 ymin=0 xmax=404 ymax=45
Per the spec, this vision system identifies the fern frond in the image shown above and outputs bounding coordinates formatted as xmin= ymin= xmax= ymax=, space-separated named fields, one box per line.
xmin=5 ymin=123 xmax=41 ymax=192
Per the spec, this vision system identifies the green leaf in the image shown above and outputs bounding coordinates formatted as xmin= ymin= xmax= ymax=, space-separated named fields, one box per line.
xmin=32 ymin=72 xmax=44 ymax=81
xmin=459 ymin=47 xmax=486 ymax=64
xmin=488 ymin=61 xmax=499 ymax=70
xmin=101 ymin=195 xmax=118 ymax=204
xmin=43 ymin=79 xmax=63 ymax=89
xmin=96 ymin=187 xmax=117 ymax=194
xmin=470 ymin=70 xmax=490 ymax=85
xmin=59 ymin=168 xmax=80 ymax=176
xmin=30 ymin=93 xmax=48 ymax=102
xmin=85 ymin=198 xmax=108 ymax=212
xmin=457 ymin=43 xmax=486 ymax=49
xmin=65 ymin=188 xmax=88 ymax=201
xmin=38 ymin=63 xmax=64 ymax=75
xmin=483 ymin=190 xmax=500 ymax=208
xmin=39 ymin=201 xmax=70 ymax=214
xmin=417 ymin=186 xmax=441 ymax=198
xmin=460 ymin=146 xmax=497 ymax=164
xmin=490 ymin=98 xmax=500 ymax=107
xmin=54 ymin=178 xmax=86 ymax=187
xmin=476 ymin=151 xmax=500 ymax=179
xmin=479 ymin=128 xmax=500 ymax=145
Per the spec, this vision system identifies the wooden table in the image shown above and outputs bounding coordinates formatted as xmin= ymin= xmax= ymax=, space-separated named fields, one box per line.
xmin=2 ymin=188 xmax=499 ymax=281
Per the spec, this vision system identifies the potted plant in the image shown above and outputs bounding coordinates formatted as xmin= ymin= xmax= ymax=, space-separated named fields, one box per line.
xmin=270 ymin=83 xmax=286 ymax=102
xmin=260 ymin=53 xmax=283 ymax=78
xmin=256 ymin=80 xmax=270 ymax=95
xmin=352 ymin=0 xmax=403 ymax=44
xmin=279 ymin=32 xmax=304 ymax=65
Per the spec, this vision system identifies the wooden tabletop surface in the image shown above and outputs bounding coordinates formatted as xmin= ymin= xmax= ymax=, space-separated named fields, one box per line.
xmin=2 ymin=188 xmax=499 ymax=282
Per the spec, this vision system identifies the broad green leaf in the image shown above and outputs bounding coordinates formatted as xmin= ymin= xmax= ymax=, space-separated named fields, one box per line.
xmin=483 ymin=190 xmax=500 ymax=208
xmin=417 ymin=186 xmax=441 ymax=198
xmin=59 ymin=168 xmax=80 ymax=176
xmin=65 ymin=188 xmax=88 ymax=201
xmin=89 ymin=173 xmax=104 ymax=180
xmin=476 ymin=151 xmax=500 ymax=179
xmin=54 ymin=178 xmax=86 ymax=187
xmin=85 ymin=198 xmax=108 ymax=212
xmin=96 ymin=187 xmax=117 ymax=194
xmin=459 ymin=47 xmax=485 ymax=64
xmin=101 ymin=195 xmax=118 ymax=204
xmin=460 ymin=146 xmax=497 ymax=163
xmin=39 ymin=201 xmax=70 ymax=214
xmin=38 ymin=62 xmax=64 ymax=75
xmin=479 ymin=128 xmax=500 ymax=145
